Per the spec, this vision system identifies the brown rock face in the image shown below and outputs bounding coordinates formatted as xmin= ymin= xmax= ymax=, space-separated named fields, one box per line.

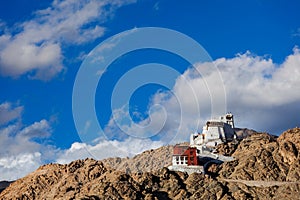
xmin=277 ymin=128 xmax=300 ymax=182
xmin=102 ymin=145 xmax=173 ymax=173
xmin=234 ymin=128 xmax=257 ymax=140
xmin=218 ymin=128 xmax=300 ymax=183
xmin=1 ymin=128 xmax=300 ymax=199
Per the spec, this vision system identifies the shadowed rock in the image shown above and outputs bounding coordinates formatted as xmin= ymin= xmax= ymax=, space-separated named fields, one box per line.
xmin=1 ymin=128 xmax=300 ymax=199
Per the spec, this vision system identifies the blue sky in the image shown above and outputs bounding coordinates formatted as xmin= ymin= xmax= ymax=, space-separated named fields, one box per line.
xmin=1 ymin=0 xmax=300 ymax=180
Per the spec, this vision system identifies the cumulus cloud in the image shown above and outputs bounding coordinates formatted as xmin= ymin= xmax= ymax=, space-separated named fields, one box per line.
xmin=105 ymin=48 xmax=300 ymax=141
xmin=19 ymin=119 xmax=51 ymax=138
xmin=217 ymin=47 xmax=300 ymax=133
xmin=0 ymin=152 xmax=42 ymax=181
xmin=56 ymin=137 xmax=164 ymax=164
xmin=0 ymin=0 xmax=136 ymax=80
xmin=0 ymin=101 xmax=164 ymax=180
xmin=0 ymin=102 xmax=52 ymax=181
xmin=0 ymin=102 xmax=23 ymax=126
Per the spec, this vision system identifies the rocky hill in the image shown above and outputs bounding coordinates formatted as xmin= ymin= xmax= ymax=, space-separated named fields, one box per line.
xmin=1 ymin=128 xmax=300 ymax=199
xmin=102 ymin=145 xmax=173 ymax=173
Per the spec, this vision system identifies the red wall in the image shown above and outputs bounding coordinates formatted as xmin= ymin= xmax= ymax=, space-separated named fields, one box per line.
xmin=173 ymin=145 xmax=198 ymax=166
xmin=187 ymin=147 xmax=198 ymax=165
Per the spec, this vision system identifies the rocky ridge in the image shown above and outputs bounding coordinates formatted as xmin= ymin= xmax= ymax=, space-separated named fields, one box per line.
xmin=102 ymin=145 xmax=173 ymax=173
xmin=1 ymin=128 xmax=300 ymax=199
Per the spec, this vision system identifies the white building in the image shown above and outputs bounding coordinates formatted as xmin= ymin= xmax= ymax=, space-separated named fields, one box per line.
xmin=190 ymin=113 xmax=236 ymax=148
xmin=169 ymin=113 xmax=237 ymax=174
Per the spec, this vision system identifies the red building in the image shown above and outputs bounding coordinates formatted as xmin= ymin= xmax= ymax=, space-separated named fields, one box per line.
xmin=172 ymin=144 xmax=198 ymax=166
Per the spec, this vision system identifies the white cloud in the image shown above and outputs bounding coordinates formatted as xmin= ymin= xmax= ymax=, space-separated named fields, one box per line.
xmin=56 ymin=137 xmax=164 ymax=164
xmin=188 ymin=48 xmax=300 ymax=133
xmin=0 ymin=0 xmax=136 ymax=80
xmin=19 ymin=119 xmax=52 ymax=138
xmin=0 ymin=102 xmax=23 ymax=126
xmin=0 ymin=152 xmax=42 ymax=181
xmin=217 ymin=47 xmax=300 ymax=132
xmin=105 ymin=47 xmax=300 ymax=141
xmin=0 ymin=102 xmax=166 ymax=180
xmin=0 ymin=102 xmax=53 ymax=181
xmin=106 ymin=104 xmax=168 ymax=139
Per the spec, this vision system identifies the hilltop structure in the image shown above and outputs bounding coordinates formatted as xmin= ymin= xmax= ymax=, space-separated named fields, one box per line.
xmin=169 ymin=113 xmax=236 ymax=174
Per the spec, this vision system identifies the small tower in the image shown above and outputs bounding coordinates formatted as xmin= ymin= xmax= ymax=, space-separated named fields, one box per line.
xmin=225 ymin=113 xmax=234 ymax=128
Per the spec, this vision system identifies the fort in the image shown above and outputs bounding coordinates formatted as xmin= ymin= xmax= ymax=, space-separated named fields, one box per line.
xmin=168 ymin=113 xmax=236 ymax=174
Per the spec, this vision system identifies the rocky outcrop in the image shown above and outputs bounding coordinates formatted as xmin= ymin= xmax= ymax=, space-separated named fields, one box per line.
xmin=234 ymin=128 xmax=257 ymax=140
xmin=1 ymin=159 xmax=299 ymax=200
xmin=102 ymin=145 xmax=173 ymax=173
xmin=217 ymin=128 xmax=300 ymax=183
xmin=0 ymin=181 xmax=13 ymax=193
xmin=1 ymin=128 xmax=300 ymax=200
